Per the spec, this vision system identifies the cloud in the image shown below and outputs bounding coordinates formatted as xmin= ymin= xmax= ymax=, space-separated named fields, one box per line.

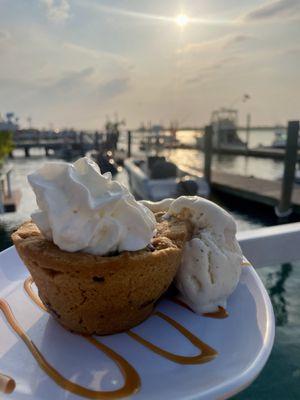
xmin=243 ymin=0 xmax=300 ymax=21
xmin=47 ymin=67 xmax=94 ymax=93
xmin=185 ymin=56 xmax=241 ymax=84
xmin=63 ymin=42 xmax=132 ymax=67
xmin=0 ymin=65 xmax=130 ymax=117
xmin=98 ymin=78 xmax=130 ymax=99
xmin=0 ymin=31 xmax=10 ymax=42
xmin=180 ymin=34 xmax=253 ymax=54
xmin=283 ymin=46 xmax=300 ymax=55
xmin=223 ymin=34 xmax=252 ymax=47
xmin=40 ymin=0 xmax=70 ymax=22
xmin=37 ymin=69 xmax=129 ymax=104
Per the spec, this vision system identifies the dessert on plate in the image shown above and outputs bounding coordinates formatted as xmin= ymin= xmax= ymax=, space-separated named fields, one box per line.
xmin=12 ymin=157 xmax=191 ymax=335
xmin=12 ymin=157 xmax=243 ymax=336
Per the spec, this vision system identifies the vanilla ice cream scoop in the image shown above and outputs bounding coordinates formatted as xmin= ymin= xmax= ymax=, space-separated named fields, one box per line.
xmin=142 ymin=196 xmax=243 ymax=313
xmin=28 ymin=157 xmax=156 ymax=255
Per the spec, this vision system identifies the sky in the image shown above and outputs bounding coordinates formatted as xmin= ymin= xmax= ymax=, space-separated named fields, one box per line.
xmin=0 ymin=0 xmax=300 ymax=130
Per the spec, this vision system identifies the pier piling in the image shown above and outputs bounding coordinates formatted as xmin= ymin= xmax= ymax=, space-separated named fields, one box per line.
xmin=0 ymin=185 xmax=4 ymax=213
xmin=94 ymin=131 xmax=100 ymax=151
xmin=127 ymin=131 xmax=132 ymax=158
xmin=204 ymin=125 xmax=213 ymax=186
xmin=276 ymin=121 xmax=300 ymax=217
xmin=245 ymin=113 xmax=251 ymax=152
xmin=79 ymin=132 xmax=85 ymax=157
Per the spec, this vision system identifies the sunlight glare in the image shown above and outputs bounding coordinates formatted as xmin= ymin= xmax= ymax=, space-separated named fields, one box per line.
xmin=175 ymin=14 xmax=189 ymax=27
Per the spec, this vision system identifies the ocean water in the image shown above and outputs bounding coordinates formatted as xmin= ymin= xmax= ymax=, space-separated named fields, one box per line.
xmin=234 ymin=261 xmax=300 ymax=400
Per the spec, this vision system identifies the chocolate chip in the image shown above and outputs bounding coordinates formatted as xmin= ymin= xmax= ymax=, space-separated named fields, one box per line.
xmin=93 ymin=276 xmax=105 ymax=283
xmin=147 ymin=244 xmax=155 ymax=252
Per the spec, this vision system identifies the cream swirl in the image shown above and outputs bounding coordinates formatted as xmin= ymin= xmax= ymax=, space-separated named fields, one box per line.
xmin=28 ymin=157 xmax=156 ymax=255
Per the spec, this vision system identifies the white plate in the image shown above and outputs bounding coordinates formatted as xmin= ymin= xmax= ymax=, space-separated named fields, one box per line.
xmin=0 ymin=246 xmax=274 ymax=400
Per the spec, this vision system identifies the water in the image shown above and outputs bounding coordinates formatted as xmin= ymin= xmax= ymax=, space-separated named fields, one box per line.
xmin=234 ymin=261 xmax=300 ymax=400
xmin=172 ymin=129 xmax=284 ymax=180
xmin=176 ymin=128 xmax=277 ymax=148
xmin=0 ymin=141 xmax=300 ymax=398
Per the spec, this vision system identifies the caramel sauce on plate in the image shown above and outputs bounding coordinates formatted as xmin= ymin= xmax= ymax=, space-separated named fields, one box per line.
xmin=203 ymin=307 xmax=228 ymax=319
xmin=0 ymin=298 xmax=140 ymax=399
xmin=241 ymin=260 xmax=251 ymax=267
xmin=0 ymin=372 xmax=16 ymax=394
xmin=172 ymin=298 xmax=228 ymax=319
xmin=0 ymin=276 xmax=219 ymax=398
xmin=24 ymin=276 xmax=47 ymax=311
xmin=127 ymin=311 xmax=217 ymax=364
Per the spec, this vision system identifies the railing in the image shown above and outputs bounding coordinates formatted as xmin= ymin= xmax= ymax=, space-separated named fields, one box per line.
xmin=238 ymin=222 xmax=300 ymax=268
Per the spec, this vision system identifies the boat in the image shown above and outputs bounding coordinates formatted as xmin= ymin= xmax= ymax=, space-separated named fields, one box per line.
xmin=124 ymin=155 xmax=209 ymax=201
xmin=196 ymin=108 xmax=246 ymax=150
xmin=270 ymin=126 xmax=300 ymax=148
xmin=139 ymin=124 xmax=180 ymax=151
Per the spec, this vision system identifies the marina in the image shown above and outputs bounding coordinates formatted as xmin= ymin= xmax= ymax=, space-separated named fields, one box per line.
xmin=1 ymin=122 xmax=300 ymax=232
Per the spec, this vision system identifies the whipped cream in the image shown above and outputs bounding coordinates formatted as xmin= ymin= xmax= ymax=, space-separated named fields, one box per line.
xmin=141 ymin=196 xmax=243 ymax=313
xmin=28 ymin=157 xmax=156 ymax=255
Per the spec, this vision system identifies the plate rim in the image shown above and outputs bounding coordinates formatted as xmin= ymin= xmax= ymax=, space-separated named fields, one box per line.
xmin=0 ymin=247 xmax=275 ymax=400
xmin=186 ymin=264 xmax=275 ymax=400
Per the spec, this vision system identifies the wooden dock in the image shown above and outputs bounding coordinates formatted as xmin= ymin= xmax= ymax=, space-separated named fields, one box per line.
xmin=3 ymin=189 xmax=21 ymax=212
xmin=197 ymin=146 xmax=300 ymax=160
xmin=211 ymin=171 xmax=300 ymax=213
xmin=180 ymin=161 xmax=300 ymax=214
xmin=211 ymin=147 xmax=300 ymax=160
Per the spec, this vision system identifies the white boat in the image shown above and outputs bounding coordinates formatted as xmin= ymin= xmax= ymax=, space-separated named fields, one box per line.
xmin=196 ymin=108 xmax=246 ymax=150
xmin=124 ymin=156 xmax=209 ymax=201
xmin=139 ymin=124 xmax=179 ymax=151
xmin=140 ymin=133 xmax=180 ymax=151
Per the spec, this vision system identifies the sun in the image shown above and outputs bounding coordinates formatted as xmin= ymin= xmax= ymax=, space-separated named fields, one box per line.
xmin=175 ymin=14 xmax=189 ymax=27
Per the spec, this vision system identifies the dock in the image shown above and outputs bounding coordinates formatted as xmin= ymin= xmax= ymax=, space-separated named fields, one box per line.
xmin=3 ymin=189 xmax=21 ymax=212
xmin=207 ymin=146 xmax=300 ymax=160
xmin=11 ymin=130 xmax=108 ymax=158
xmin=179 ymin=165 xmax=300 ymax=214
xmin=211 ymin=172 xmax=300 ymax=213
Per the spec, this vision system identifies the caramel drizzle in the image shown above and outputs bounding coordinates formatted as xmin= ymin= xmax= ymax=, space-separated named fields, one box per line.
xmin=2 ymin=280 xmax=141 ymax=399
xmin=24 ymin=276 xmax=47 ymax=311
xmin=127 ymin=311 xmax=217 ymax=364
xmin=241 ymin=259 xmax=251 ymax=267
xmin=0 ymin=372 xmax=16 ymax=394
xmin=25 ymin=277 xmax=218 ymax=366
xmin=203 ymin=307 xmax=228 ymax=319
xmin=172 ymin=298 xmax=229 ymax=319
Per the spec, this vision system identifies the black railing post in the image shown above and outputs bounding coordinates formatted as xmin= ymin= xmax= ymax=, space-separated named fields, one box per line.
xmin=276 ymin=121 xmax=299 ymax=217
xmin=204 ymin=125 xmax=213 ymax=186
xmin=127 ymin=130 xmax=132 ymax=158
